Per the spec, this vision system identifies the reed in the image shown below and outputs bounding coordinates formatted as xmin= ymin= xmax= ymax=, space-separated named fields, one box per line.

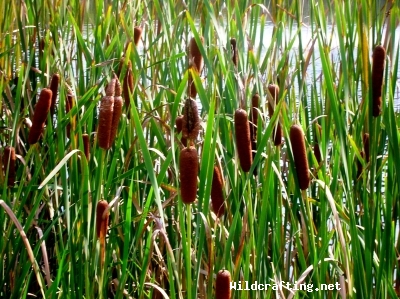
xmin=182 ymin=98 xmax=200 ymax=144
xmin=28 ymin=88 xmax=52 ymax=144
xmin=211 ymin=165 xmax=225 ymax=218
xmin=371 ymin=45 xmax=385 ymax=117
xmin=215 ymin=269 xmax=231 ymax=299
xmin=290 ymin=124 xmax=310 ymax=190
xmin=267 ymin=84 xmax=282 ymax=146
xmin=234 ymin=109 xmax=252 ymax=172
xmin=49 ymin=73 xmax=60 ymax=115
xmin=179 ymin=146 xmax=198 ymax=204
xmin=2 ymin=146 xmax=16 ymax=187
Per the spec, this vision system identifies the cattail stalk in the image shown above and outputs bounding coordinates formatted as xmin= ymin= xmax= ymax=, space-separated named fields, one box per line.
xmin=66 ymin=89 xmax=74 ymax=138
xmin=2 ymin=146 xmax=16 ymax=187
xmin=109 ymin=78 xmax=123 ymax=146
xmin=313 ymin=123 xmax=322 ymax=164
xmin=179 ymin=146 xmax=198 ymax=204
xmin=49 ymin=73 xmax=60 ymax=115
xmin=290 ymin=124 xmax=310 ymax=190
xmin=363 ymin=133 xmax=369 ymax=163
xmin=234 ymin=109 xmax=252 ymax=172
xmin=123 ymin=60 xmax=134 ymax=108
xmin=182 ymin=98 xmax=200 ymax=144
xmin=372 ymin=45 xmax=385 ymax=117
xmin=267 ymin=84 xmax=282 ymax=146
xmin=28 ymin=88 xmax=52 ymax=144
xmin=216 ymin=270 xmax=231 ymax=299
xmin=211 ymin=165 xmax=225 ymax=218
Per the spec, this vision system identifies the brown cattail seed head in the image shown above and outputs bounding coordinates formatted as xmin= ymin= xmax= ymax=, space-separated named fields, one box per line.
xmin=363 ymin=133 xmax=370 ymax=163
xmin=234 ymin=109 xmax=252 ymax=172
xmin=357 ymin=151 xmax=365 ymax=178
xmin=2 ymin=146 xmax=16 ymax=187
xmin=28 ymin=88 xmax=52 ymax=144
xmin=313 ymin=143 xmax=321 ymax=165
xmin=49 ymin=73 xmax=60 ymax=115
xmin=97 ymin=79 xmax=116 ymax=150
xmin=96 ymin=200 xmax=109 ymax=239
xmin=109 ymin=77 xmax=123 ymax=146
xmin=372 ymin=45 xmax=385 ymax=117
xmin=216 ymin=270 xmax=231 ymax=299
xmin=182 ymin=98 xmax=200 ymax=143
xmin=179 ymin=146 xmax=198 ymax=204
xmin=267 ymin=84 xmax=282 ymax=146
xmin=189 ymin=36 xmax=204 ymax=74
xmin=175 ymin=115 xmax=187 ymax=146
xmin=66 ymin=89 xmax=74 ymax=138
xmin=230 ymin=38 xmax=238 ymax=67
xmin=134 ymin=27 xmax=142 ymax=46
xmin=211 ymin=165 xmax=225 ymax=218
xmin=82 ymin=134 xmax=90 ymax=161
xmin=123 ymin=60 xmax=134 ymax=107
xmin=290 ymin=124 xmax=310 ymax=190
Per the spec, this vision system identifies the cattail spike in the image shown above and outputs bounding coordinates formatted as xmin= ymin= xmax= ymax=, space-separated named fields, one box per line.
xmin=234 ymin=109 xmax=252 ymax=172
xmin=82 ymin=134 xmax=90 ymax=161
xmin=49 ymin=73 xmax=60 ymax=115
xmin=28 ymin=88 xmax=52 ymax=144
xmin=372 ymin=45 xmax=385 ymax=117
xmin=96 ymin=200 xmax=109 ymax=268
xmin=109 ymin=77 xmax=123 ymax=146
xmin=211 ymin=165 xmax=225 ymax=218
xmin=182 ymin=98 xmax=200 ymax=143
xmin=97 ymin=78 xmax=117 ymax=150
xmin=188 ymin=36 xmax=204 ymax=98
xmin=230 ymin=38 xmax=238 ymax=67
xmin=66 ymin=89 xmax=74 ymax=138
xmin=2 ymin=146 xmax=16 ymax=187
xmin=123 ymin=60 xmax=134 ymax=108
xmin=216 ymin=270 xmax=231 ymax=299
xmin=175 ymin=115 xmax=187 ymax=146
xmin=179 ymin=146 xmax=198 ymax=204
xmin=134 ymin=27 xmax=142 ymax=46
xmin=363 ymin=133 xmax=369 ymax=163
xmin=290 ymin=124 xmax=310 ymax=190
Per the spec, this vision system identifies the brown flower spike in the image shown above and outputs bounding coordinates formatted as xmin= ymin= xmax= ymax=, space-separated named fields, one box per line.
xmin=290 ymin=124 xmax=310 ymax=190
xmin=2 ymin=146 xmax=16 ymax=187
xmin=28 ymin=88 xmax=52 ymax=144
xmin=234 ymin=109 xmax=252 ymax=172
xmin=211 ymin=165 xmax=225 ymax=218
xmin=372 ymin=45 xmax=385 ymax=117
xmin=182 ymin=98 xmax=200 ymax=143
xmin=179 ymin=146 xmax=198 ymax=204
xmin=216 ymin=269 xmax=231 ymax=299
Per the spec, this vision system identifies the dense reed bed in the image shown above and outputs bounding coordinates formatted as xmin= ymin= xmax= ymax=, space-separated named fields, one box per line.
xmin=0 ymin=0 xmax=400 ymax=298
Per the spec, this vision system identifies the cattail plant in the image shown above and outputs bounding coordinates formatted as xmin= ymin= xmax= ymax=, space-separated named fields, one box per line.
xmin=216 ymin=269 xmax=231 ymax=299
xmin=290 ymin=124 xmax=310 ymax=190
xmin=188 ymin=36 xmax=204 ymax=98
xmin=109 ymin=77 xmax=123 ymax=145
xmin=175 ymin=115 xmax=187 ymax=147
xmin=372 ymin=45 xmax=385 ymax=117
xmin=2 ymin=146 xmax=16 ymax=187
xmin=356 ymin=151 xmax=365 ymax=178
xmin=230 ymin=38 xmax=238 ymax=67
xmin=82 ymin=134 xmax=90 ymax=161
xmin=363 ymin=133 xmax=369 ymax=163
xmin=134 ymin=26 xmax=142 ymax=46
xmin=49 ymin=73 xmax=60 ymax=115
xmin=97 ymin=77 xmax=123 ymax=150
xmin=179 ymin=146 xmax=198 ymax=204
xmin=96 ymin=200 xmax=109 ymax=267
xmin=66 ymin=89 xmax=74 ymax=138
xmin=28 ymin=88 xmax=52 ymax=144
xmin=234 ymin=109 xmax=252 ymax=172
xmin=123 ymin=60 xmax=134 ymax=108
xmin=182 ymin=98 xmax=200 ymax=145
xmin=313 ymin=123 xmax=322 ymax=164
xmin=267 ymin=84 xmax=283 ymax=146
xmin=211 ymin=165 xmax=225 ymax=218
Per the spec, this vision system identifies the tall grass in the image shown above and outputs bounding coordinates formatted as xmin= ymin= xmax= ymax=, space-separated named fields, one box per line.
xmin=1 ymin=0 xmax=400 ymax=298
